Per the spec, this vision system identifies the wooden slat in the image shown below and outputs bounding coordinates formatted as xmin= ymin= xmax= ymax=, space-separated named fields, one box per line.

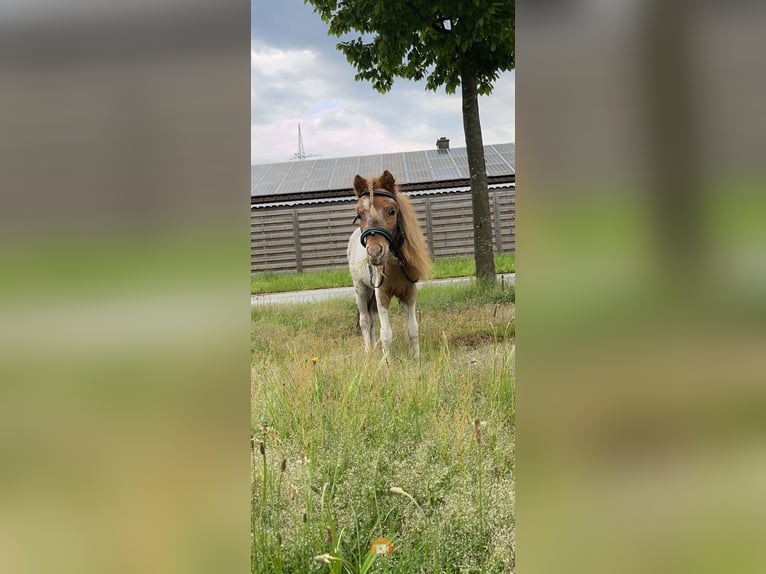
xmin=250 ymin=188 xmax=515 ymax=273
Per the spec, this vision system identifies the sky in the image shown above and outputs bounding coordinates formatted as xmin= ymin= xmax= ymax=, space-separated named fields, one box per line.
xmin=251 ymin=0 xmax=515 ymax=165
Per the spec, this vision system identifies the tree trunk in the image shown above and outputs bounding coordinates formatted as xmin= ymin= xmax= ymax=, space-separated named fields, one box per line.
xmin=643 ymin=0 xmax=702 ymax=285
xmin=461 ymin=60 xmax=496 ymax=287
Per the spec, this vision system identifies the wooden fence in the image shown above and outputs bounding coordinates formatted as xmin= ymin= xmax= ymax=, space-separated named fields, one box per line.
xmin=251 ymin=187 xmax=514 ymax=274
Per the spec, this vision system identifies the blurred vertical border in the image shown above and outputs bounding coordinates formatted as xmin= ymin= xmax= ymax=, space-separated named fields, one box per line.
xmin=518 ymin=2 xmax=766 ymax=574
xmin=0 ymin=1 xmax=250 ymax=573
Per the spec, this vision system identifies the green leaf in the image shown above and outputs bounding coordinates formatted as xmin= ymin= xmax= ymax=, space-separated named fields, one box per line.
xmin=358 ymin=551 xmax=378 ymax=574
xmin=304 ymin=0 xmax=514 ymax=95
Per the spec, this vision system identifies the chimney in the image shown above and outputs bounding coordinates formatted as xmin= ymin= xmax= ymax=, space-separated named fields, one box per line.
xmin=436 ymin=137 xmax=450 ymax=151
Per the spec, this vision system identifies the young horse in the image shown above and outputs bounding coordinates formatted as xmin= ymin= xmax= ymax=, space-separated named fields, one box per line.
xmin=347 ymin=170 xmax=431 ymax=358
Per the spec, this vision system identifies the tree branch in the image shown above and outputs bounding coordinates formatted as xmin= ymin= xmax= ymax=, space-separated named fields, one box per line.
xmin=403 ymin=0 xmax=450 ymax=35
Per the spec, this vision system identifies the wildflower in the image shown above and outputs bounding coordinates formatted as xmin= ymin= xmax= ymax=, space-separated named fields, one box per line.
xmin=389 ymin=486 xmax=423 ymax=513
xmin=314 ymin=553 xmax=332 ymax=564
xmin=369 ymin=537 xmax=394 ymax=556
xmin=474 ymin=418 xmax=482 ymax=445
xmin=311 ymin=356 xmax=319 ymax=364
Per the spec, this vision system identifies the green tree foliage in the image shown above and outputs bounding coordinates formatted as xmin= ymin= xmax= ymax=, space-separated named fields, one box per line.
xmin=305 ymin=0 xmax=515 ymax=284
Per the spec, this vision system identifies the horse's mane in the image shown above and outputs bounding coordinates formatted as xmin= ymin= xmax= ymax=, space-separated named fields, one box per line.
xmin=370 ymin=173 xmax=431 ymax=280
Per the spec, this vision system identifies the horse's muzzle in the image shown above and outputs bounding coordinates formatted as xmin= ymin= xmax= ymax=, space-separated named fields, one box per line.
xmin=366 ymin=243 xmax=386 ymax=265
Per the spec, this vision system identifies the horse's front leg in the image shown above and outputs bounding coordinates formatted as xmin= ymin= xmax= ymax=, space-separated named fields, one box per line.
xmin=401 ymin=299 xmax=420 ymax=358
xmin=355 ymin=290 xmax=375 ymax=353
xmin=376 ymin=291 xmax=393 ymax=360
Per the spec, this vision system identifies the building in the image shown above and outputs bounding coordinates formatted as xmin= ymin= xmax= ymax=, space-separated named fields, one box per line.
xmin=251 ymin=141 xmax=515 ymax=274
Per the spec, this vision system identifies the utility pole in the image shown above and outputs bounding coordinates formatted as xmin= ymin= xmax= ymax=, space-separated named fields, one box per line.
xmin=290 ymin=123 xmax=319 ymax=161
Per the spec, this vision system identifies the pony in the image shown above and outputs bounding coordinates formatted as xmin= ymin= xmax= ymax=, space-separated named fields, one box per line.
xmin=346 ymin=170 xmax=431 ymax=358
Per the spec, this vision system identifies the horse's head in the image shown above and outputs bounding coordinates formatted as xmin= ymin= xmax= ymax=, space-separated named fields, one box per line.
xmin=353 ymin=170 xmax=402 ymax=266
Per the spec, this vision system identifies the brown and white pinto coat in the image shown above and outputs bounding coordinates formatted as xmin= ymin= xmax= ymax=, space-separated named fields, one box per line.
xmin=346 ymin=170 xmax=431 ymax=358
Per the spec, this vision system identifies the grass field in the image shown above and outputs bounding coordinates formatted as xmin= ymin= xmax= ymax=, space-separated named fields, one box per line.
xmin=251 ymin=283 xmax=515 ymax=573
xmin=251 ymin=253 xmax=515 ymax=294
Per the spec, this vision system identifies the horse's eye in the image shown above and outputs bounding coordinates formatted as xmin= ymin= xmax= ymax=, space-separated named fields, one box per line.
xmin=388 ymin=207 xmax=396 ymax=217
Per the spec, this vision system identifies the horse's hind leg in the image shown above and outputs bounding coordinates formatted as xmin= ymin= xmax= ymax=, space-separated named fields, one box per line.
xmin=367 ymin=294 xmax=378 ymax=349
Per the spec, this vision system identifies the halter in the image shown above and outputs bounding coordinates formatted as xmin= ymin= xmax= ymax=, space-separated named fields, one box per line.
xmin=354 ymin=189 xmax=418 ymax=284
xmin=357 ymin=190 xmax=405 ymax=254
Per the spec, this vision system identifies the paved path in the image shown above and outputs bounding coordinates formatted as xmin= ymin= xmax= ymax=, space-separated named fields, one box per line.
xmin=252 ymin=273 xmax=514 ymax=306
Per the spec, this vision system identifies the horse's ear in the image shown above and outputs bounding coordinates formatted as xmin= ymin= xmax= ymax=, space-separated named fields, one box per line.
xmin=353 ymin=175 xmax=367 ymax=197
xmin=380 ymin=170 xmax=396 ymax=192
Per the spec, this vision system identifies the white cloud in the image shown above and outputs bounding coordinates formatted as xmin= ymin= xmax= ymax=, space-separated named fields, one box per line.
xmin=251 ymin=45 xmax=317 ymax=77
xmin=251 ymin=40 xmax=515 ymax=164
xmin=479 ymin=71 xmax=516 ymax=144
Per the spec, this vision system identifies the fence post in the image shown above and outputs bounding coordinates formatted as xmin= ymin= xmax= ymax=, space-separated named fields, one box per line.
xmin=424 ymin=197 xmax=435 ymax=257
xmin=292 ymin=209 xmax=302 ymax=273
xmin=249 ymin=213 xmax=255 ymax=274
xmin=492 ymin=190 xmax=503 ymax=253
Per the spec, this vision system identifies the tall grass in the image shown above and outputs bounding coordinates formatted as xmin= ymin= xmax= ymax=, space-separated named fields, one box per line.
xmin=252 ymin=284 xmax=515 ymax=572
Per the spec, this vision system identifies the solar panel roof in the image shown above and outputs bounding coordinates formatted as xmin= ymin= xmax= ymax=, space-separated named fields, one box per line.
xmin=251 ymin=142 xmax=514 ymax=197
